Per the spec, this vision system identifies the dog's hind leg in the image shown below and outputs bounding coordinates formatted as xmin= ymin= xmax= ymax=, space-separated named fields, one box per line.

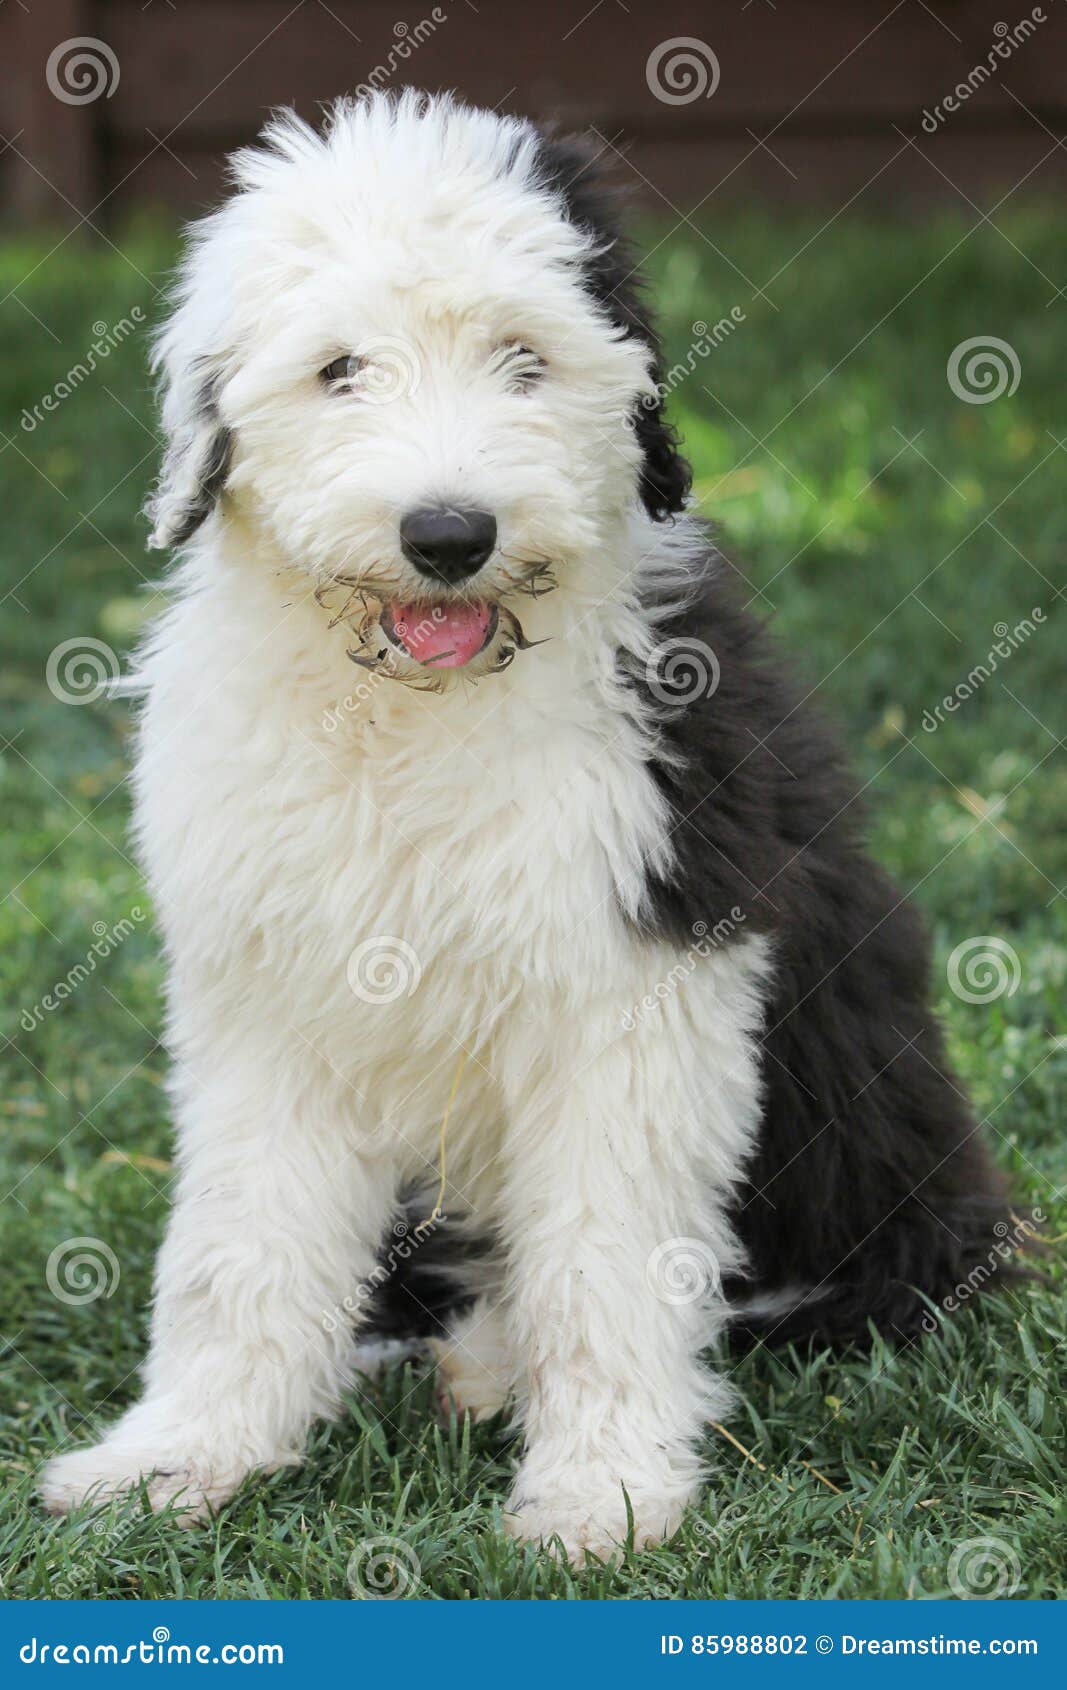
xmin=727 ymin=887 xmax=1016 ymax=1349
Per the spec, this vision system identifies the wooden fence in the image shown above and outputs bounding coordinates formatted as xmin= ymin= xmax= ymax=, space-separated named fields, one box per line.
xmin=2 ymin=0 xmax=1066 ymax=225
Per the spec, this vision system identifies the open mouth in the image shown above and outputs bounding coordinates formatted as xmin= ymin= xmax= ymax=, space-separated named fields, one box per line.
xmin=314 ymin=559 xmax=556 ymax=688
xmin=380 ymin=599 xmax=499 ymax=669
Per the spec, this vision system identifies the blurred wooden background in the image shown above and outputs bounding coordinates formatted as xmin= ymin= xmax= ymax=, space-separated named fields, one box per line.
xmin=3 ymin=0 xmax=1066 ymax=225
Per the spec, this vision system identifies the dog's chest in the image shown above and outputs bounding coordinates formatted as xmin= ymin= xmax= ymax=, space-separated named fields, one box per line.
xmin=142 ymin=640 xmax=663 ymax=1078
xmin=303 ymin=685 xmax=648 ymax=983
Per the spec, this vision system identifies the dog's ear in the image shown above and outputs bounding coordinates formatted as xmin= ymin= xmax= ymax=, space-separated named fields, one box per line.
xmin=145 ymin=224 xmax=235 ymax=550
xmin=631 ymin=391 xmax=692 ymax=522
xmin=533 ymin=134 xmax=692 ymax=521
xmin=146 ymin=360 xmax=233 ymax=550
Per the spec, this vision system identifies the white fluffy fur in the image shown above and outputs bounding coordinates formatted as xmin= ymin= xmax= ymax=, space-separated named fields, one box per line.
xmin=40 ymin=94 xmax=771 ymax=1562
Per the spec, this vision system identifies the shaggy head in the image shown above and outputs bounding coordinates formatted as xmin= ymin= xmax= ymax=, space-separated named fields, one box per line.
xmin=148 ymin=91 xmax=690 ymax=683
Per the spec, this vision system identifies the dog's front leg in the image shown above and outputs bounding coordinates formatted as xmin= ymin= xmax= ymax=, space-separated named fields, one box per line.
xmin=41 ymin=1061 xmax=394 ymax=1518
xmin=499 ymin=993 xmax=755 ymax=1564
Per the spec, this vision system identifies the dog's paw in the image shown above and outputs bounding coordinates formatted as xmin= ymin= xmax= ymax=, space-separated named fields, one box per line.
xmin=428 ymin=1301 xmax=513 ymax=1423
xmin=504 ymin=1480 xmax=688 ymax=1565
xmin=39 ymin=1440 xmax=251 ymax=1522
xmin=430 ymin=1338 xmax=510 ymax=1423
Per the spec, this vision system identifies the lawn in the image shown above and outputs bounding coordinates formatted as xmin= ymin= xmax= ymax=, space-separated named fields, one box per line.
xmin=0 ymin=206 xmax=1064 ymax=1600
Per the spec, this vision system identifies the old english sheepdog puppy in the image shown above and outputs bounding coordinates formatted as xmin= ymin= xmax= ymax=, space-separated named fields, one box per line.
xmin=41 ymin=92 xmax=1010 ymax=1560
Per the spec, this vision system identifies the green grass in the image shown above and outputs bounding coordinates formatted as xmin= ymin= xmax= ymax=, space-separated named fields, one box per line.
xmin=0 ymin=208 xmax=1064 ymax=1600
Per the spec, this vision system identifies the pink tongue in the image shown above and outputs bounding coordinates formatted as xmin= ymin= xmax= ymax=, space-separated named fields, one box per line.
xmin=387 ymin=600 xmax=496 ymax=668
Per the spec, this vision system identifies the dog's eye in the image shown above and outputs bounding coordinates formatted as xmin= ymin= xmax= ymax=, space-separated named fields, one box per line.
xmin=497 ymin=342 xmax=546 ymax=392
xmin=320 ymin=354 xmax=366 ymax=388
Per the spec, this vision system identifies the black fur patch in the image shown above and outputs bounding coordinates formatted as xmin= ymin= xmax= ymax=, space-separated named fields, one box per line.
xmin=170 ymin=429 xmax=232 ymax=545
xmin=361 ymin=1198 xmax=488 ymax=1342
xmin=531 ymin=135 xmax=692 ymax=521
xmin=161 ymin=373 xmax=233 ymax=546
xmin=628 ymin=542 xmax=1014 ymax=1346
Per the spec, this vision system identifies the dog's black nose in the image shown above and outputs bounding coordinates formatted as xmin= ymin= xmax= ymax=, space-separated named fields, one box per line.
xmin=399 ymin=506 xmax=497 ymax=585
